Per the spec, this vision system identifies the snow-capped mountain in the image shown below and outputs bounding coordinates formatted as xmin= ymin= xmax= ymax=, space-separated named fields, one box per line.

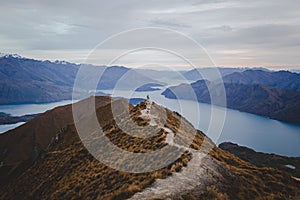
xmin=0 ymin=53 xmax=23 ymax=59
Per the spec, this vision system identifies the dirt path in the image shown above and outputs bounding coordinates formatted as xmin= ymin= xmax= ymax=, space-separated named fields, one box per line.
xmin=128 ymin=101 xmax=224 ymax=200
xmin=139 ymin=100 xmax=158 ymax=126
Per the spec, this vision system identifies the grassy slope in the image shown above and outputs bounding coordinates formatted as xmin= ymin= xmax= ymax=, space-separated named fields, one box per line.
xmin=0 ymin=97 xmax=299 ymax=199
xmin=219 ymin=142 xmax=300 ymax=179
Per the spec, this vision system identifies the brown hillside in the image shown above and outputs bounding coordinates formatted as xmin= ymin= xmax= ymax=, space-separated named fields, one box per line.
xmin=0 ymin=96 xmax=299 ymax=199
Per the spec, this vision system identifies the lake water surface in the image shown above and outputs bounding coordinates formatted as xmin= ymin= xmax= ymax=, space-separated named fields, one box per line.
xmin=0 ymin=100 xmax=75 ymax=133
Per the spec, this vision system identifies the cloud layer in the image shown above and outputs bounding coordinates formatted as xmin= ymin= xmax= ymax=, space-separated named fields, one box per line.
xmin=0 ymin=0 xmax=299 ymax=69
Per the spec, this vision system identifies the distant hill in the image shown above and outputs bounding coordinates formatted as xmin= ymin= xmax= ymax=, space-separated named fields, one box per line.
xmin=162 ymin=80 xmax=300 ymax=124
xmin=134 ymin=68 xmax=185 ymax=81
xmin=0 ymin=55 xmax=80 ymax=104
xmin=291 ymin=69 xmax=300 ymax=74
xmin=0 ymin=55 xmax=161 ymax=104
xmin=219 ymin=142 xmax=300 ymax=178
xmin=97 ymin=66 xmax=163 ymax=90
xmin=0 ymin=96 xmax=299 ymax=199
xmin=182 ymin=67 xmax=270 ymax=81
xmin=222 ymin=69 xmax=300 ymax=92
xmin=0 ymin=112 xmax=38 ymax=125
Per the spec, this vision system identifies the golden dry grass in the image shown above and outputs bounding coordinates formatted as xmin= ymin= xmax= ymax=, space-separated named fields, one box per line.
xmin=1 ymin=97 xmax=299 ymax=200
xmin=0 ymin=98 xmax=193 ymax=200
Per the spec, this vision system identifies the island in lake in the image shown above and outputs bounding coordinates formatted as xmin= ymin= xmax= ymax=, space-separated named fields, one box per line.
xmin=135 ymin=83 xmax=164 ymax=92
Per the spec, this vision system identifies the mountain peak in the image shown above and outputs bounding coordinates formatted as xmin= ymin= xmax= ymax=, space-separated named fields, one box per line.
xmin=0 ymin=53 xmax=23 ymax=59
xmin=54 ymin=60 xmax=72 ymax=65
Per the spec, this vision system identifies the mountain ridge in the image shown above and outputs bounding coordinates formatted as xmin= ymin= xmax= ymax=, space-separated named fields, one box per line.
xmin=0 ymin=56 xmax=161 ymax=104
xmin=162 ymin=80 xmax=300 ymax=124
xmin=0 ymin=96 xmax=299 ymax=199
xmin=222 ymin=69 xmax=300 ymax=92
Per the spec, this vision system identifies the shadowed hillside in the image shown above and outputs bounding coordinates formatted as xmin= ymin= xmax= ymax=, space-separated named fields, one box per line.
xmin=219 ymin=142 xmax=300 ymax=179
xmin=162 ymin=80 xmax=300 ymax=124
xmin=222 ymin=70 xmax=300 ymax=92
xmin=0 ymin=55 xmax=161 ymax=104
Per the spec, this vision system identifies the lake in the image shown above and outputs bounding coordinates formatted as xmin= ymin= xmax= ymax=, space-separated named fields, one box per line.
xmin=0 ymin=90 xmax=299 ymax=157
xmin=0 ymin=122 xmax=26 ymax=134
xmin=0 ymin=100 xmax=75 ymax=133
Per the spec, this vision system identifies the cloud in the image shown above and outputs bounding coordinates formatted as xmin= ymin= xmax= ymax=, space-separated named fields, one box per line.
xmin=148 ymin=18 xmax=191 ymax=28
xmin=209 ymin=25 xmax=233 ymax=32
xmin=0 ymin=0 xmax=299 ymax=68
xmin=36 ymin=21 xmax=75 ymax=35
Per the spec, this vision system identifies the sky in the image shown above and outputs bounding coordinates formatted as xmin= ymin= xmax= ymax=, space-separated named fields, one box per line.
xmin=0 ymin=0 xmax=300 ymax=69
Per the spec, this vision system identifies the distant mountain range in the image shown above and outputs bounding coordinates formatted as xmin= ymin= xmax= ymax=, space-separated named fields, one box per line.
xmin=1 ymin=54 xmax=300 ymax=124
xmin=222 ymin=69 xmax=300 ymax=92
xmin=96 ymin=66 xmax=162 ymax=90
xmin=134 ymin=68 xmax=185 ymax=81
xmin=0 ymin=55 xmax=79 ymax=104
xmin=162 ymin=72 xmax=300 ymax=124
xmin=0 ymin=55 xmax=161 ymax=104
xmin=182 ymin=67 xmax=270 ymax=81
